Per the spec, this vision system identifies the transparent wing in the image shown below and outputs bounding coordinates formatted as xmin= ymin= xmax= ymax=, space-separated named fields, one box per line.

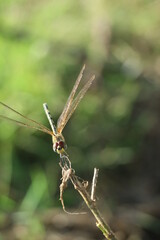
xmin=57 ymin=75 xmax=95 ymax=133
xmin=57 ymin=65 xmax=85 ymax=133
xmin=0 ymin=115 xmax=53 ymax=136
xmin=0 ymin=102 xmax=53 ymax=136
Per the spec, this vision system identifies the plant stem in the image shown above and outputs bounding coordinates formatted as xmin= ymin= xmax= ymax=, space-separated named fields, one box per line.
xmin=69 ymin=173 xmax=117 ymax=240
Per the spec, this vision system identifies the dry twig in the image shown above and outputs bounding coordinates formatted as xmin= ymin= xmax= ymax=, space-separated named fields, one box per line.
xmin=59 ymin=155 xmax=117 ymax=240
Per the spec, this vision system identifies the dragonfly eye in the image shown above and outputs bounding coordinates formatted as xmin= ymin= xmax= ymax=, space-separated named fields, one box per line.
xmin=56 ymin=141 xmax=65 ymax=151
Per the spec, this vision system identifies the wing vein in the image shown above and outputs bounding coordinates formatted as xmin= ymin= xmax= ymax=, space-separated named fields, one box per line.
xmin=57 ymin=65 xmax=85 ymax=133
xmin=58 ymin=74 xmax=95 ymax=133
xmin=0 ymin=115 xmax=53 ymax=135
xmin=0 ymin=102 xmax=53 ymax=135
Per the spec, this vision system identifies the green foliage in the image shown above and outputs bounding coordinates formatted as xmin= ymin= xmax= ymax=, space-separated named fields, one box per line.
xmin=0 ymin=1 xmax=159 ymax=239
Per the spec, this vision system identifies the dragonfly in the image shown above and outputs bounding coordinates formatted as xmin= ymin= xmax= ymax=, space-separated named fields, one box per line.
xmin=0 ymin=65 xmax=95 ymax=157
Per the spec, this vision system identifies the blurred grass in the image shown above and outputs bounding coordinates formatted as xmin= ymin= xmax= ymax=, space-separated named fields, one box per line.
xmin=0 ymin=0 xmax=160 ymax=239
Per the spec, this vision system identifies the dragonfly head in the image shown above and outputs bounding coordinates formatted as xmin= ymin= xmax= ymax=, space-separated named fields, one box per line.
xmin=52 ymin=134 xmax=67 ymax=156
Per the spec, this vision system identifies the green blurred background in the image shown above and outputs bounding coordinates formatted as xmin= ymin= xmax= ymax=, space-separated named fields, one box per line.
xmin=0 ymin=0 xmax=160 ymax=239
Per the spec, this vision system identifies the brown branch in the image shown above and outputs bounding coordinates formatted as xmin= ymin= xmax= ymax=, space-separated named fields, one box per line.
xmin=59 ymin=156 xmax=118 ymax=240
